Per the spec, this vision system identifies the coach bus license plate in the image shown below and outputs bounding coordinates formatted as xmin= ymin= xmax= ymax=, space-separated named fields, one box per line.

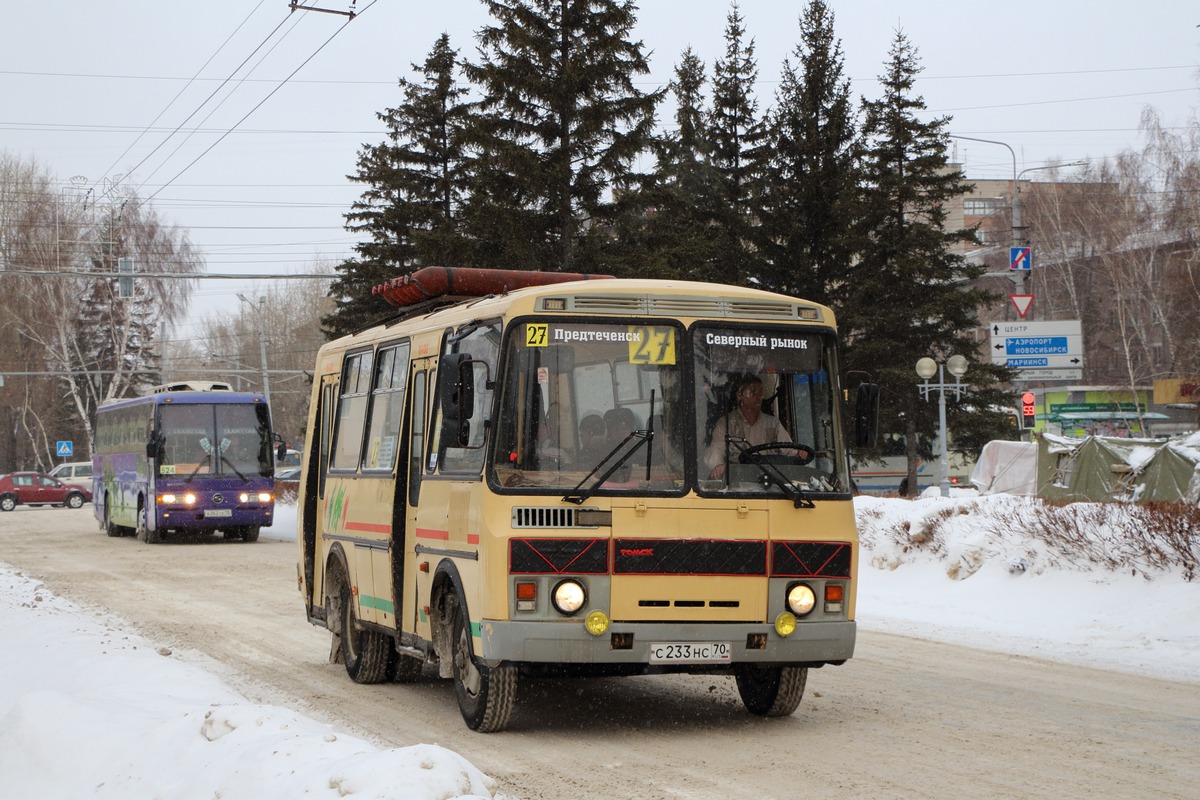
xmin=205 ymin=509 xmax=233 ymax=518
xmin=648 ymin=642 xmax=732 ymax=664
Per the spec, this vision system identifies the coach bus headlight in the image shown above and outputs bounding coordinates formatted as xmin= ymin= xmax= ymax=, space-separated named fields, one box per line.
xmin=786 ymin=582 xmax=816 ymax=617
xmin=184 ymin=493 xmax=196 ymax=505
xmin=551 ymin=579 xmax=586 ymax=616
xmin=160 ymin=493 xmax=177 ymax=504
xmin=257 ymin=492 xmax=271 ymax=503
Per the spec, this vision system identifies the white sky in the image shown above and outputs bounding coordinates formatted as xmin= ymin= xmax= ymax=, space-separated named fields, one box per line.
xmin=4 ymin=0 xmax=1200 ymax=343
xmin=1 ymin=493 xmax=1197 ymax=798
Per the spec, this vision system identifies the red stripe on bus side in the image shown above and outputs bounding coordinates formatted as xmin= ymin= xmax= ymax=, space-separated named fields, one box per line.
xmin=346 ymin=521 xmax=391 ymax=534
xmin=416 ymin=528 xmax=449 ymax=540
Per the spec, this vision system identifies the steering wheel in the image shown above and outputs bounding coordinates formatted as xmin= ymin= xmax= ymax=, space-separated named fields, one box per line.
xmin=737 ymin=441 xmax=816 ymax=466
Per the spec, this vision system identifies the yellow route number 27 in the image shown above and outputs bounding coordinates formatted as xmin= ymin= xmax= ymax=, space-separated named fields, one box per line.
xmin=629 ymin=325 xmax=675 ymax=365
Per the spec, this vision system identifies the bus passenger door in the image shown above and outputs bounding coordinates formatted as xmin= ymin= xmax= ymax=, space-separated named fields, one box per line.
xmin=307 ymin=374 xmax=337 ymax=611
xmin=402 ymin=360 xmax=432 ymax=638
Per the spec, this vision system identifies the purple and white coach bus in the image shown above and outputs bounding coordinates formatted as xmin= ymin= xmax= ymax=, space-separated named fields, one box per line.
xmin=93 ymin=381 xmax=283 ymax=544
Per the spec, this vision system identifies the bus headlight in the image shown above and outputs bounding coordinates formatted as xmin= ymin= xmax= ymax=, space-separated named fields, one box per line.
xmin=160 ymin=494 xmax=177 ymax=504
xmin=786 ymin=583 xmax=816 ymax=617
xmin=257 ymin=492 xmax=272 ymax=503
xmin=551 ymin=579 xmax=586 ymax=616
xmin=184 ymin=493 xmax=196 ymax=505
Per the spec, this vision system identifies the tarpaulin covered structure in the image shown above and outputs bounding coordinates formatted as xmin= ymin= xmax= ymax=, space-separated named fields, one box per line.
xmin=1035 ymin=432 xmax=1200 ymax=504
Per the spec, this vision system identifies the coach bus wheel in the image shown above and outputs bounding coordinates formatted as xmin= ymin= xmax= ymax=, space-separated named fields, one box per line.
xmin=137 ymin=505 xmax=160 ymax=544
xmin=734 ymin=664 xmax=807 ymax=717
xmin=104 ymin=503 xmax=122 ymax=537
xmin=240 ymin=526 xmax=260 ymax=543
xmin=451 ymin=600 xmax=516 ymax=732
xmin=339 ymin=582 xmax=389 ymax=684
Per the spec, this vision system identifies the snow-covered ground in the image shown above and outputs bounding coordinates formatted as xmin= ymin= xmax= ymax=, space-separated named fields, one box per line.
xmin=2 ymin=492 xmax=1197 ymax=799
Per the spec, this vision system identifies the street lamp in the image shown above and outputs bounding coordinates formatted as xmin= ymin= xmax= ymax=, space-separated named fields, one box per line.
xmin=916 ymin=354 xmax=969 ymax=497
xmin=236 ymin=294 xmax=271 ymax=408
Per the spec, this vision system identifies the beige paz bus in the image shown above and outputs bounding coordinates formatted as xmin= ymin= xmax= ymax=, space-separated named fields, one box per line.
xmin=296 ymin=267 xmax=877 ymax=731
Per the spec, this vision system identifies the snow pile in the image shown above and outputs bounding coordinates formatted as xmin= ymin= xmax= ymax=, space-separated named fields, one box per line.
xmin=1 ymin=493 xmax=1198 ymax=799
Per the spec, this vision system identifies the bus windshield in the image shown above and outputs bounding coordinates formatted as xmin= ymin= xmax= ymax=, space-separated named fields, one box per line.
xmin=489 ymin=319 xmax=849 ymax=497
xmin=694 ymin=325 xmax=848 ymax=497
xmin=491 ymin=320 xmax=687 ymax=493
xmin=158 ymin=403 xmax=274 ymax=478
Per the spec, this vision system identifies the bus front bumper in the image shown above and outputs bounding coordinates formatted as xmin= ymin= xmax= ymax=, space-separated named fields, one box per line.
xmin=478 ymin=619 xmax=855 ymax=667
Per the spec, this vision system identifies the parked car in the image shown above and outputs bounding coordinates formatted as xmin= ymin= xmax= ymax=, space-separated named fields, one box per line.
xmin=275 ymin=467 xmax=301 ymax=481
xmin=47 ymin=461 xmax=93 ymax=489
xmin=0 ymin=472 xmax=93 ymax=511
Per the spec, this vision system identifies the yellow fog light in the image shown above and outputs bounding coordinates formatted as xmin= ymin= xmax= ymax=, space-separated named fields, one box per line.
xmin=774 ymin=612 xmax=797 ymax=637
xmin=584 ymin=610 xmax=609 ymax=636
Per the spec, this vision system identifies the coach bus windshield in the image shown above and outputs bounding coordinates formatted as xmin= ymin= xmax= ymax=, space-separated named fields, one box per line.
xmin=158 ymin=403 xmax=274 ymax=478
xmin=491 ymin=320 xmax=688 ymax=494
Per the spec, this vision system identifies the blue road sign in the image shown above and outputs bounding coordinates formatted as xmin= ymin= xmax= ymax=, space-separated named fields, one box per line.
xmin=56 ymin=441 xmax=74 ymax=457
xmin=1009 ymin=247 xmax=1032 ymax=271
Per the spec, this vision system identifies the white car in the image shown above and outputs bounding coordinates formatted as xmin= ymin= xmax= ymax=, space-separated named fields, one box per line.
xmin=47 ymin=461 xmax=93 ymax=489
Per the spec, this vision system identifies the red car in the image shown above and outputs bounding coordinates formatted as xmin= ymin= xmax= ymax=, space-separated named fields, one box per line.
xmin=0 ymin=472 xmax=93 ymax=511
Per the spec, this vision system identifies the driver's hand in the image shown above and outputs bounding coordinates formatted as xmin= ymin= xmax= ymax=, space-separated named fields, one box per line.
xmin=709 ymin=464 xmax=726 ymax=479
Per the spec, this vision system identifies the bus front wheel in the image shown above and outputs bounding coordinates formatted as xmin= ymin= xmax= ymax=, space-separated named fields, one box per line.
xmin=450 ymin=599 xmax=516 ymax=732
xmin=734 ymin=664 xmax=807 ymax=717
xmin=339 ymin=582 xmax=389 ymax=684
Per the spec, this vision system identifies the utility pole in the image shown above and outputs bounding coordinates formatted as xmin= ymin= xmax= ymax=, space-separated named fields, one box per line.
xmin=237 ymin=294 xmax=271 ymax=407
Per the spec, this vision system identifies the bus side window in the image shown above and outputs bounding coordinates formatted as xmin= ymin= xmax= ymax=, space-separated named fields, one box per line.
xmin=330 ymin=350 xmax=373 ymax=471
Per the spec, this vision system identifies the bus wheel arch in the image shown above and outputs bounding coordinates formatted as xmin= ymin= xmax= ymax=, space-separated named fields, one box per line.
xmin=432 ymin=561 xmax=517 ymax=732
xmin=323 ymin=545 xmax=388 ymax=683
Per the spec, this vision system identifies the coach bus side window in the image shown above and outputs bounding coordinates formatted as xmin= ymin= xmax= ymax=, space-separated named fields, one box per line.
xmin=437 ymin=322 xmax=500 ymax=474
xmin=362 ymin=342 xmax=410 ymax=472
xmin=330 ymin=349 xmax=374 ymax=471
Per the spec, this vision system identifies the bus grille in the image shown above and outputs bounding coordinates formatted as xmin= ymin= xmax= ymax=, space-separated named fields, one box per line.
xmin=511 ymin=506 xmax=579 ymax=528
xmin=511 ymin=538 xmax=609 ymax=574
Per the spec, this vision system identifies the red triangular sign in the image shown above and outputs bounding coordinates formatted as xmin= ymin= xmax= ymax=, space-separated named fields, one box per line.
xmin=1011 ymin=294 xmax=1033 ymax=318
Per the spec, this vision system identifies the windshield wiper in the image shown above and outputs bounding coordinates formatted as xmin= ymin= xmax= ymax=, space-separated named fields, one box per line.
xmin=563 ymin=429 xmax=653 ymax=505
xmin=185 ymin=453 xmax=211 ymax=482
xmin=221 ymin=455 xmax=248 ymax=482
xmin=726 ymin=437 xmax=814 ymax=509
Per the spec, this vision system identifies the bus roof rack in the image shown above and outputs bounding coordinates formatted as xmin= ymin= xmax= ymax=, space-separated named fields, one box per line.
xmin=151 ymin=381 xmax=234 ymax=393
xmin=372 ymin=267 xmax=614 ymax=311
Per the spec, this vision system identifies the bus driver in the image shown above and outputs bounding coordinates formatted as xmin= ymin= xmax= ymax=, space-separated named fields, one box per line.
xmin=704 ymin=375 xmax=806 ymax=479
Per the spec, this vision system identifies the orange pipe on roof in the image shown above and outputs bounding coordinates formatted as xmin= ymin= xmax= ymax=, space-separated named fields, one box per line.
xmin=371 ymin=267 xmax=614 ymax=308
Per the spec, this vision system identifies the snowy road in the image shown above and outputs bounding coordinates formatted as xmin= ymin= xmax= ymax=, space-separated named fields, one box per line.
xmin=3 ymin=507 xmax=1198 ymax=799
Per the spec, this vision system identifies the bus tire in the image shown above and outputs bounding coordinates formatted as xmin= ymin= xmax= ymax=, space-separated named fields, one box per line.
xmin=104 ymin=503 xmax=122 ymax=537
xmin=451 ymin=600 xmax=516 ymax=732
xmin=734 ymin=664 xmax=807 ymax=717
xmin=339 ymin=582 xmax=389 ymax=684
xmin=137 ymin=505 xmax=160 ymax=544
xmin=241 ymin=526 xmax=260 ymax=543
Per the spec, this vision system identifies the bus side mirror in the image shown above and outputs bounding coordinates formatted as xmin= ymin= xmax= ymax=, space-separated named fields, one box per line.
xmin=277 ymin=442 xmax=287 ymax=463
xmin=146 ymin=432 xmax=161 ymax=459
xmin=438 ymin=353 xmax=474 ymax=447
xmin=853 ymin=383 xmax=880 ymax=449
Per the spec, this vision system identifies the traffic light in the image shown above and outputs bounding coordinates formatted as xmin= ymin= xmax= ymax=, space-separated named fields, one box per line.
xmin=1021 ymin=391 xmax=1037 ymax=430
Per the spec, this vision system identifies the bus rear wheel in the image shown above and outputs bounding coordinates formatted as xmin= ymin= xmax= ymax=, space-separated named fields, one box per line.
xmin=451 ymin=599 xmax=516 ymax=732
xmin=339 ymin=582 xmax=389 ymax=684
xmin=104 ymin=502 xmax=122 ymax=537
xmin=734 ymin=664 xmax=807 ymax=717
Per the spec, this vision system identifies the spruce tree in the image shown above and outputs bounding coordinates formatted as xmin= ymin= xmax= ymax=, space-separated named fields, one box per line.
xmin=850 ymin=30 xmax=1008 ymax=493
xmin=609 ymin=48 xmax=727 ymax=281
xmin=324 ymin=34 xmax=472 ymax=338
xmin=759 ymin=0 xmax=858 ymax=310
xmin=707 ymin=2 xmax=768 ymax=285
xmin=462 ymin=0 xmax=661 ymax=273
